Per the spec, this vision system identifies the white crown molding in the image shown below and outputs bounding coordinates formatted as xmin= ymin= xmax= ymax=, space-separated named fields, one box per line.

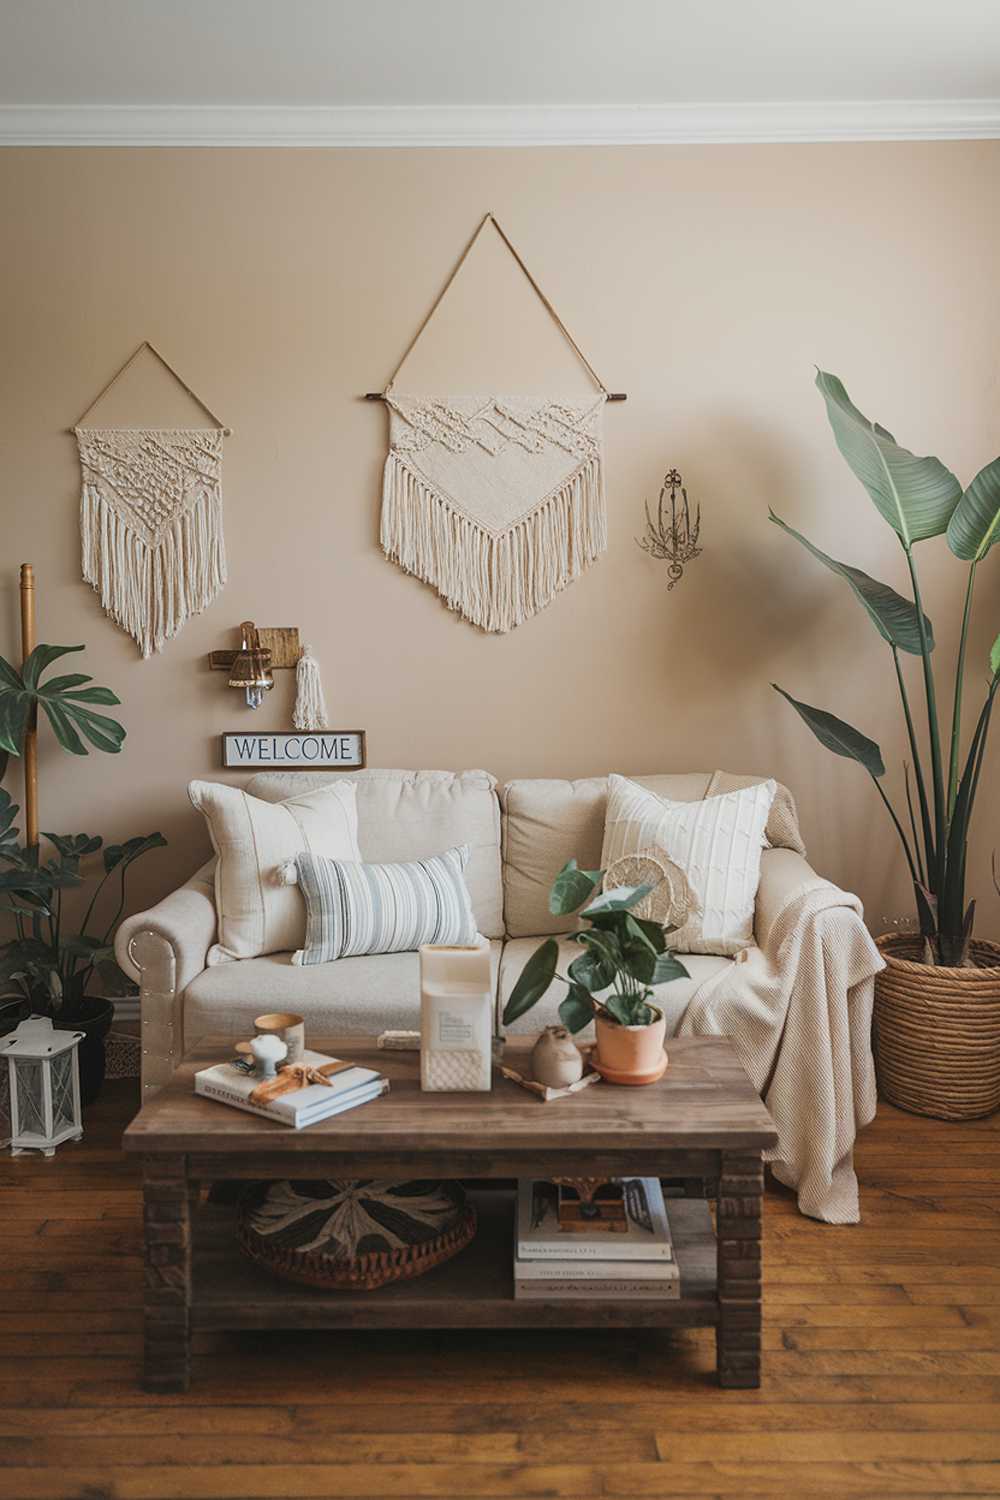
xmin=1 ymin=100 xmax=999 ymax=147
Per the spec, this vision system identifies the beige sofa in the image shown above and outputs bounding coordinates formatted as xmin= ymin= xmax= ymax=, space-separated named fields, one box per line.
xmin=117 ymin=768 xmax=881 ymax=1222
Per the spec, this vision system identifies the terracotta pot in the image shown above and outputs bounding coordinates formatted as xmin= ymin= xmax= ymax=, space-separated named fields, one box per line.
xmin=594 ymin=1005 xmax=667 ymax=1085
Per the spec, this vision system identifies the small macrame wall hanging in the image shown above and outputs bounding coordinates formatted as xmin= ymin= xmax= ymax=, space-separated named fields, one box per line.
xmin=72 ymin=341 xmax=230 ymax=658
xmin=369 ymin=213 xmax=625 ymax=633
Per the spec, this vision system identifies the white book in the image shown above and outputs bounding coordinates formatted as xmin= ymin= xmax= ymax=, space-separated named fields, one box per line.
xmin=516 ymin=1177 xmax=673 ymax=1262
xmin=195 ymin=1049 xmax=387 ymax=1129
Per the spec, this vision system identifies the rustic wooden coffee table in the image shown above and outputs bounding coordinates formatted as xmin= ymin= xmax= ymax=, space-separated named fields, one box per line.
xmin=123 ymin=1034 xmax=777 ymax=1393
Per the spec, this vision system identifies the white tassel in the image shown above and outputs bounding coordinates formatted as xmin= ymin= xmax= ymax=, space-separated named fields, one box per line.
xmin=293 ymin=644 xmax=329 ymax=731
xmin=275 ymin=860 xmax=299 ymax=887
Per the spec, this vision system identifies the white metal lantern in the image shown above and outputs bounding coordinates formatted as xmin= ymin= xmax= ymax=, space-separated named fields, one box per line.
xmin=0 ymin=1017 xmax=84 ymax=1157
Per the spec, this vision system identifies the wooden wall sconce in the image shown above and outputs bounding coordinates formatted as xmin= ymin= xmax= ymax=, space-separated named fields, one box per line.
xmin=209 ymin=623 xmax=300 ymax=710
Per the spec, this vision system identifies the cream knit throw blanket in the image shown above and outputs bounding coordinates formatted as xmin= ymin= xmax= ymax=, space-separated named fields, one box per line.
xmin=380 ymin=393 xmax=607 ymax=632
xmin=76 ymin=427 xmax=227 ymax=658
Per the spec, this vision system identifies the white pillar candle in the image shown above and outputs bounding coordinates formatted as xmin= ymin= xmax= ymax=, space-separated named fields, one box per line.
xmin=420 ymin=937 xmax=493 ymax=1092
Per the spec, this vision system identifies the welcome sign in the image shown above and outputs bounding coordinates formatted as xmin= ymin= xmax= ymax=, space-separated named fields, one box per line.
xmin=222 ymin=731 xmax=366 ymax=770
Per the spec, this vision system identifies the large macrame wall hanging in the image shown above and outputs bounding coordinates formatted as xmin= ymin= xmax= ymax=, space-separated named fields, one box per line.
xmin=72 ymin=341 xmax=230 ymax=658
xmin=369 ymin=213 xmax=626 ymax=633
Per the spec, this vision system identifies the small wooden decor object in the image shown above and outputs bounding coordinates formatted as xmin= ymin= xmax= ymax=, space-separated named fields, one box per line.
xmin=498 ymin=1063 xmax=601 ymax=1103
xmin=209 ymin=627 xmax=301 ymax=672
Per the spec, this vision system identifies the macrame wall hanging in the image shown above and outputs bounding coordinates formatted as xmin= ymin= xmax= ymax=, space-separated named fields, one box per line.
xmin=368 ymin=213 xmax=626 ymax=633
xmin=72 ymin=341 xmax=230 ymax=658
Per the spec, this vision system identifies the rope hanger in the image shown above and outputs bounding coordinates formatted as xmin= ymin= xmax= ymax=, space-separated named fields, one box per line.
xmin=70 ymin=340 xmax=232 ymax=434
xmin=365 ymin=212 xmax=626 ymax=403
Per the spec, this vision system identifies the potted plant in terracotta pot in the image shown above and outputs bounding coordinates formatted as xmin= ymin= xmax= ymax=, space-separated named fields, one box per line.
xmin=772 ymin=370 xmax=1000 ymax=1121
xmin=502 ymin=860 xmax=689 ymax=1086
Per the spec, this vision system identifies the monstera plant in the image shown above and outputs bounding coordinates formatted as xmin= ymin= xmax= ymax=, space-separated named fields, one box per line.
xmin=772 ymin=372 xmax=1000 ymax=969
xmin=0 ymin=643 xmax=127 ymax=757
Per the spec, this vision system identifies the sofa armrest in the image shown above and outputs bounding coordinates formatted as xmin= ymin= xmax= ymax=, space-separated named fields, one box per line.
xmin=754 ymin=847 xmax=832 ymax=951
xmin=115 ymin=860 xmax=217 ymax=1097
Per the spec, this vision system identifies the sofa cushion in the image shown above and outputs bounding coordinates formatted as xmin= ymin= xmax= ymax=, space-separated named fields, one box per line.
xmin=601 ymin=774 xmax=775 ymax=956
xmin=497 ymin=937 xmax=732 ymax=1037
xmin=189 ymin=779 xmax=361 ymax=965
xmin=501 ymin=772 xmax=802 ymax=938
xmin=246 ymin=770 xmax=504 ymax=939
xmin=184 ymin=940 xmax=503 ymax=1049
xmin=289 ymin=845 xmax=478 ymax=964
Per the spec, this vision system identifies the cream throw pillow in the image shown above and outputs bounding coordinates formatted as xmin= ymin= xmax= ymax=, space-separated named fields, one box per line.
xmin=188 ymin=780 xmax=361 ymax=964
xmin=600 ymin=773 xmax=776 ymax=956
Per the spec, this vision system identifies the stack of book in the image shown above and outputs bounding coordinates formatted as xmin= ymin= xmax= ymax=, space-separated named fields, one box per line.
xmin=194 ymin=1048 xmax=389 ymax=1129
xmin=514 ymin=1176 xmax=679 ymax=1300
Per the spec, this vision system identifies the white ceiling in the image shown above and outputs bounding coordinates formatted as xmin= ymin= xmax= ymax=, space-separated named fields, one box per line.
xmin=1 ymin=0 xmax=998 ymax=143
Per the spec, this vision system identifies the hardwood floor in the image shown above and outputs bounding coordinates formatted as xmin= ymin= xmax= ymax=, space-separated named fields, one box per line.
xmin=0 ymin=1080 xmax=998 ymax=1499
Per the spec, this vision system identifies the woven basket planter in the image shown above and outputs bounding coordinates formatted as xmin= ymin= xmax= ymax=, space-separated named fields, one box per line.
xmin=874 ymin=934 xmax=1000 ymax=1121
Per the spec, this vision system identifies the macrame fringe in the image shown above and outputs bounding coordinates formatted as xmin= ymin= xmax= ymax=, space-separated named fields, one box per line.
xmin=293 ymin=645 xmax=329 ymax=731
xmin=380 ymin=453 xmax=607 ymax=634
xmin=81 ymin=484 xmax=226 ymax=659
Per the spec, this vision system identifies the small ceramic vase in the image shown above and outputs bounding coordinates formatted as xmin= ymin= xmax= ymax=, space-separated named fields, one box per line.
xmin=531 ymin=1026 xmax=585 ymax=1089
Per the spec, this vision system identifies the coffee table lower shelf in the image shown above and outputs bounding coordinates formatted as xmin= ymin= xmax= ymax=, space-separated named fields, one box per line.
xmin=192 ymin=1190 xmax=718 ymax=1332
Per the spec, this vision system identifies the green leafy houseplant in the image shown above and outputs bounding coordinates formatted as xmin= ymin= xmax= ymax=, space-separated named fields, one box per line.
xmin=0 ymin=643 xmax=127 ymax=757
xmin=772 ymin=371 xmax=1000 ymax=967
xmin=0 ymin=786 xmax=165 ymax=1017
xmin=502 ymin=861 xmax=689 ymax=1033
xmin=0 ymin=641 xmax=165 ymax=1020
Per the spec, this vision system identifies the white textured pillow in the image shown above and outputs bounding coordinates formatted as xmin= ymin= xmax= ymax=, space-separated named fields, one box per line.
xmin=188 ymin=780 xmax=361 ymax=964
xmin=600 ymin=773 xmax=776 ymax=956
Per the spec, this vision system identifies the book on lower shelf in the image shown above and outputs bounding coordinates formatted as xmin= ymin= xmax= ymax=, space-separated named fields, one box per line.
xmin=194 ymin=1048 xmax=389 ymax=1128
xmin=514 ymin=1269 xmax=680 ymax=1300
xmin=516 ymin=1177 xmax=674 ymax=1261
xmin=514 ymin=1177 xmax=680 ymax=1301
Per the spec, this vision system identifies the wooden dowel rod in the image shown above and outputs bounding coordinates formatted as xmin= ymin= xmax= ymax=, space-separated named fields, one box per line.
xmin=362 ymin=391 xmax=627 ymax=402
xmin=19 ymin=562 xmax=38 ymax=850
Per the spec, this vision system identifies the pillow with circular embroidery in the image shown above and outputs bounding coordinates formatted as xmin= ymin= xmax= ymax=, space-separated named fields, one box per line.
xmin=238 ymin=1178 xmax=476 ymax=1292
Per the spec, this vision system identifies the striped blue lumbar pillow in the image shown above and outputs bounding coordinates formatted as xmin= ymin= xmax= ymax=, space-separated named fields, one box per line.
xmin=284 ymin=845 xmax=479 ymax=965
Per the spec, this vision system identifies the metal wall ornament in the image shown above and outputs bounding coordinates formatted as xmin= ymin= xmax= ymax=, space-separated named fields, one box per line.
xmin=636 ymin=468 xmax=702 ymax=589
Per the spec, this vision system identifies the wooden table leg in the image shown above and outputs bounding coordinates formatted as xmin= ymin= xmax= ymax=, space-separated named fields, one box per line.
xmin=715 ymin=1149 xmax=763 ymax=1388
xmin=142 ymin=1154 xmax=192 ymax=1393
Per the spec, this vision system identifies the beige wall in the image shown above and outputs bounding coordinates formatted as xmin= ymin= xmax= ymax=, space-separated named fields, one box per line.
xmin=2 ymin=143 xmax=999 ymax=934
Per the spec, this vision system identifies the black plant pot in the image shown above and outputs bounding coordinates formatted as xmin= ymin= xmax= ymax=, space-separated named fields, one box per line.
xmin=67 ymin=996 xmax=115 ymax=1107
xmin=0 ymin=996 xmax=29 ymax=1037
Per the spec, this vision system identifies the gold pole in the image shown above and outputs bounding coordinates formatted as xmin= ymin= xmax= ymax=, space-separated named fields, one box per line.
xmin=19 ymin=563 xmax=38 ymax=850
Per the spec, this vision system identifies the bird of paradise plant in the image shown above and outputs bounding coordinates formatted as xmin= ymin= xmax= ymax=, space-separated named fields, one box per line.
xmin=772 ymin=371 xmax=1000 ymax=968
